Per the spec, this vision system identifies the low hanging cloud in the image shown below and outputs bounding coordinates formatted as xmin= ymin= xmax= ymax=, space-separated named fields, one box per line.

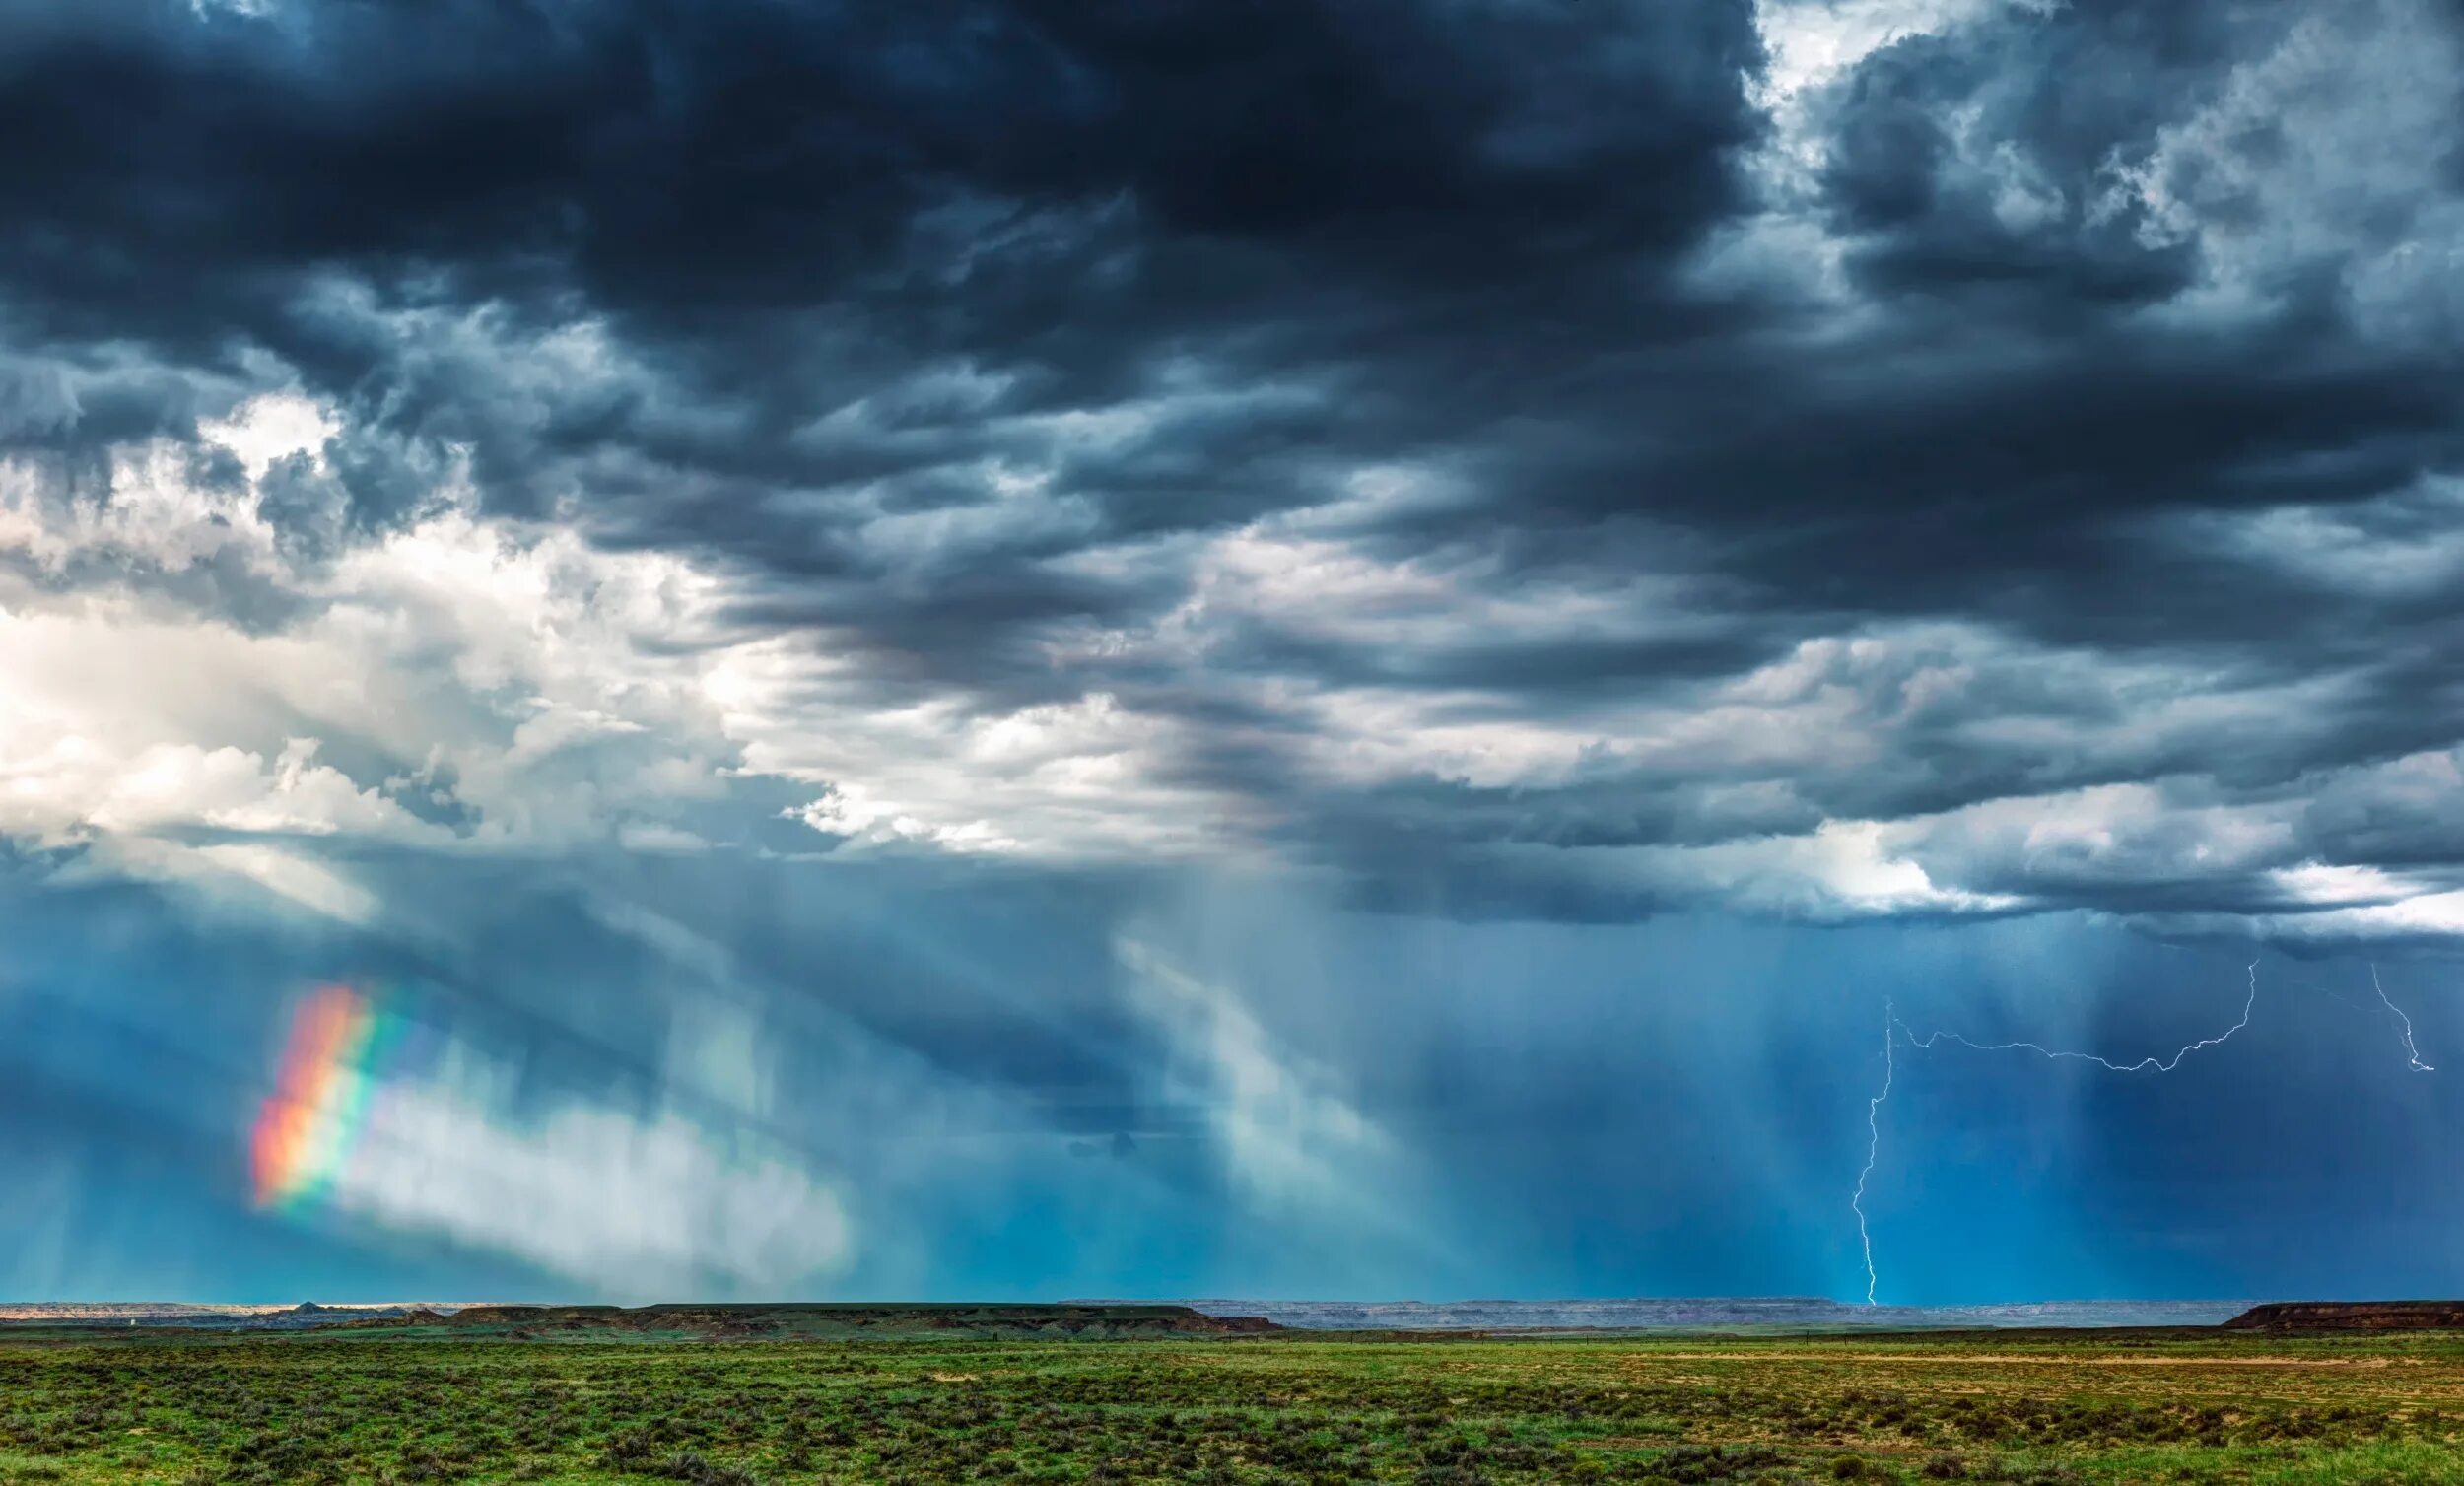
xmin=253 ymin=987 xmax=855 ymax=1298
xmin=326 ymin=1077 xmax=855 ymax=1298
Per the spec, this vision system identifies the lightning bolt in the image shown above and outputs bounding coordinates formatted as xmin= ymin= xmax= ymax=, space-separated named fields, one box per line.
xmin=1854 ymin=958 xmax=2440 ymax=1304
xmin=1898 ymin=960 xmax=2258 ymax=1073
xmin=1855 ymin=960 xmax=2257 ymax=1307
xmin=2369 ymin=963 xmax=2435 ymax=1072
xmin=1852 ymin=1001 xmax=1894 ymax=1307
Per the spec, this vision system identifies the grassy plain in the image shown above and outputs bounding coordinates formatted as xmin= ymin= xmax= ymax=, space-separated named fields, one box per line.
xmin=5 ymin=1327 xmax=2463 ymax=1486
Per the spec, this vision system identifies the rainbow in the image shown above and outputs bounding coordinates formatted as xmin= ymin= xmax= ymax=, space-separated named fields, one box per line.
xmin=250 ymin=985 xmax=393 ymax=1211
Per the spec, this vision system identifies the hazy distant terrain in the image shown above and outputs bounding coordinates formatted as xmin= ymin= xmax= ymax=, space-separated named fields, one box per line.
xmin=0 ymin=1302 xmax=453 ymax=1330
xmin=1161 ymin=1298 xmax=2258 ymax=1330
xmin=6 ymin=1298 xmax=2260 ymax=1334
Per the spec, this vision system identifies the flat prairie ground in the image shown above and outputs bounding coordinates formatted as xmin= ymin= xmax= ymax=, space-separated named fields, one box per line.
xmin=5 ymin=1328 xmax=2464 ymax=1486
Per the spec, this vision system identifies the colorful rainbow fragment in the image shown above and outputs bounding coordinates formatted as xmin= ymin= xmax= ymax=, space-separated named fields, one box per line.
xmin=250 ymin=985 xmax=394 ymax=1211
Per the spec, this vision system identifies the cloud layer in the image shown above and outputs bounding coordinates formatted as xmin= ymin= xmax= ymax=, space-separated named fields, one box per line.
xmin=6 ymin=0 xmax=2462 ymax=942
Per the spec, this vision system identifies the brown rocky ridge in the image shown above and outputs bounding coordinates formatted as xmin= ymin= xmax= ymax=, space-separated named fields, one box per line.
xmin=2223 ymin=1300 xmax=2464 ymax=1331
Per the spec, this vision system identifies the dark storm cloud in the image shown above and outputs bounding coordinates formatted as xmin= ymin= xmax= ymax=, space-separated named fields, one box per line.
xmin=0 ymin=0 xmax=1763 ymax=359
xmin=0 ymin=0 xmax=1762 ymax=501
xmin=5 ymin=0 xmax=2464 ymax=925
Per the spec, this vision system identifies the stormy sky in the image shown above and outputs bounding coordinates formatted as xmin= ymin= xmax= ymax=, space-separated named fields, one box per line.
xmin=3 ymin=0 xmax=2461 ymax=1305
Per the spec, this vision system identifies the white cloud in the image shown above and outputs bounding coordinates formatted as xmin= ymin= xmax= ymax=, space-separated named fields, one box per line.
xmin=1666 ymin=818 xmax=2024 ymax=918
xmin=1747 ymin=0 xmax=2056 ymax=201
xmin=1753 ymin=0 xmax=2028 ymax=102
xmin=201 ymin=391 xmax=335 ymax=480
xmin=321 ymin=1049 xmax=853 ymax=1298
xmin=2102 ymin=0 xmax=2464 ymax=339
xmin=730 ymin=654 xmax=1236 ymax=857
xmin=2269 ymin=861 xmax=2413 ymax=909
xmin=0 ymin=395 xmax=756 ymax=915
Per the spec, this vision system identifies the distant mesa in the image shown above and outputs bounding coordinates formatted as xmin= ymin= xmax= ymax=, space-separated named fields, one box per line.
xmin=0 ymin=1300 xmax=1282 ymax=1339
xmin=328 ymin=1302 xmax=1280 ymax=1340
xmin=28 ymin=1297 xmax=2464 ymax=1337
xmin=2223 ymin=1300 xmax=2464 ymax=1331
xmin=0 ymin=1301 xmax=445 ymax=1330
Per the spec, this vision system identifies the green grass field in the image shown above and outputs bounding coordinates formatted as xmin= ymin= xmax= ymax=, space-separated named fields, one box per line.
xmin=6 ymin=1328 xmax=2464 ymax=1486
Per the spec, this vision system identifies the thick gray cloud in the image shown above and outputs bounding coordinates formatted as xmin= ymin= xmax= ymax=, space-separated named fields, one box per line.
xmin=2 ymin=0 xmax=2462 ymax=935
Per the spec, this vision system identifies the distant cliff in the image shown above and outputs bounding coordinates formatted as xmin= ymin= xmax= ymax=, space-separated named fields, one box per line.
xmin=2224 ymin=1301 xmax=2464 ymax=1331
